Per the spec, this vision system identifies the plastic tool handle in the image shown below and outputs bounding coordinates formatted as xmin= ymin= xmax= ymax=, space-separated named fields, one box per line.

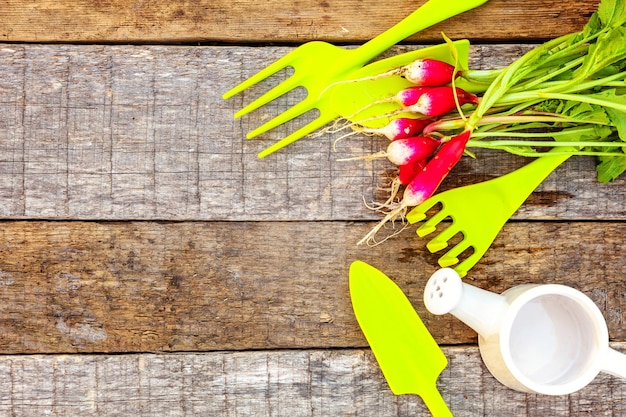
xmin=351 ymin=0 xmax=487 ymax=65
xmin=423 ymin=385 xmax=454 ymax=417
xmin=494 ymin=152 xmax=572 ymax=212
xmin=602 ymin=347 xmax=626 ymax=380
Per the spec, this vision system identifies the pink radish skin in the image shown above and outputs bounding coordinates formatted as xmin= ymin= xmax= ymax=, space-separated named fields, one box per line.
xmin=398 ymin=159 xmax=427 ymax=185
xmin=395 ymin=86 xmax=430 ymax=106
xmin=361 ymin=85 xmax=461 ymax=114
xmin=386 ymin=136 xmax=440 ymax=166
xmin=352 ymin=86 xmax=476 ymax=126
xmin=402 ymin=130 xmax=471 ymax=206
xmin=349 ymin=87 xmax=429 ymax=117
xmin=331 ymin=117 xmax=431 ymax=151
xmin=358 ymin=117 xmax=433 ymax=141
xmin=337 ymin=135 xmax=440 ymax=165
xmin=407 ymin=87 xmax=479 ymax=117
xmin=357 ymin=130 xmax=471 ymax=246
xmin=401 ymin=59 xmax=458 ymax=86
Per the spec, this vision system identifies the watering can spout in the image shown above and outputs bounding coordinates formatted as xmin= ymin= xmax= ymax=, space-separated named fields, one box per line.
xmin=424 ymin=268 xmax=508 ymax=339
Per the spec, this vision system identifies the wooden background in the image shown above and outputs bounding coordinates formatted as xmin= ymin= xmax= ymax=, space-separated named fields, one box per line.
xmin=0 ymin=0 xmax=624 ymax=415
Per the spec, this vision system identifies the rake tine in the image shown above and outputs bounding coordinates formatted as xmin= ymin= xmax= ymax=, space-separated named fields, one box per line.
xmin=246 ymin=96 xmax=318 ymax=139
xmin=453 ymin=250 xmax=483 ymax=278
xmin=426 ymin=224 xmax=460 ymax=253
xmin=222 ymin=51 xmax=297 ymax=100
xmin=438 ymin=240 xmax=472 ymax=268
xmin=257 ymin=111 xmax=337 ymax=158
xmin=415 ymin=208 xmax=448 ymax=238
xmin=455 ymin=230 xmax=500 ymax=277
xmin=406 ymin=198 xmax=440 ymax=224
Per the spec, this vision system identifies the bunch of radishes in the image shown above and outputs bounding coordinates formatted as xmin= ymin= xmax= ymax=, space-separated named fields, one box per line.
xmin=332 ymin=0 xmax=626 ymax=245
xmin=337 ymin=59 xmax=479 ymax=245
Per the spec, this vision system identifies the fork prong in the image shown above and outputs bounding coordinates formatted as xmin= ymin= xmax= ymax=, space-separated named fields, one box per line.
xmin=222 ymin=51 xmax=297 ymax=100
xmin=246 ymin=96 xmax=316 ymax=139
xmin=257 ymin=110 xmax=336 ymax=158
xmin=233 ymin=74 xmax=303 ymax=119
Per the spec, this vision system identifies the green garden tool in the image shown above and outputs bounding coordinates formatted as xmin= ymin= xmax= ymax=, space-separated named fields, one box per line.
xmin=406 ymin=151 xmax=572 ymax=277
xmin=223 ymin=0 xmax=490 ymax=158
xmin=350 ymin=260 xmax=452 ymax=417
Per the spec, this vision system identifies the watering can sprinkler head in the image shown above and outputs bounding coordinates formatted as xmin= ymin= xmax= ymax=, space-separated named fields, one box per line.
xmin=424 ymin=268 xmax=508 ymax=339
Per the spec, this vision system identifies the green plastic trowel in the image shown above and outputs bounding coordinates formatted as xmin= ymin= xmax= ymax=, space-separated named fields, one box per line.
xmin=349 ymin=260 xmax=452 ymax=417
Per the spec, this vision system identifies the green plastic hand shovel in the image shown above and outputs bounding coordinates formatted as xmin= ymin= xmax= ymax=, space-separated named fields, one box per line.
xmin=349 ymin=260 xmax=452 ymax=417
xmin=223 ymin=0 xmax=490 ymax=157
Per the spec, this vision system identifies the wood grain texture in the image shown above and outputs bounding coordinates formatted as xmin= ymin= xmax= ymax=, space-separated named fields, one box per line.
xmin=0 ymin=44 xmax=623 ymax=221
xmin=0 ymin=0 xmax=600 ymax=44
xmin=0 ymin=2 xmax=623 ymax=413
xmin=1 ymin=347 xmax=625 ymax=417
xmin=0 ymin=220 xmax=623 ymax=354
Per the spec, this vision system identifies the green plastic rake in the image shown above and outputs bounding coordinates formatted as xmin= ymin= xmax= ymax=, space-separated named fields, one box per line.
xmin=406 ymin=151 xmax=572 ymax=277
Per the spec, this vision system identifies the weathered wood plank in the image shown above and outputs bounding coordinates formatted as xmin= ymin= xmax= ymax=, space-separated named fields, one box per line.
xmin=0 ymin=44 xmax=623 ymax=221
xmin=0 ymin=220 xmax=622 ymax=354
xmin=0 ymin=0 xmax=599 ymax=44
xmin=0 ymin=347 xmax=624 ymax=416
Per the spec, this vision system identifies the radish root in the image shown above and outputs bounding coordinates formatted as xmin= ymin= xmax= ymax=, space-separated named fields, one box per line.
xmin=358 ymin=202 xmax=410 ymax=246
xmin=336 ymin=150 xmax=387 ymax=162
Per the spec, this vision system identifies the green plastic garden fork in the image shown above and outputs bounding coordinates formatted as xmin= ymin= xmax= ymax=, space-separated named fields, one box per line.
xmin=406 ymin=151 xmax=573 ymax=277
xmin=223 ymin=0 xmax=490 ymax=158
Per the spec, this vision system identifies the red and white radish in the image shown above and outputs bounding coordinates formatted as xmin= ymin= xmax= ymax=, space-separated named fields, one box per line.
xmin=385 ymin=136 xmax=441 ymax=165
xmin=333 ymin=85 xmax=475 ymax=146
xmin=341 ymin=59 xmax=460 ymax=86
xmin=331 ymin=116 xmax=432 ymax=151
xmin=345 ymin=85 xmax=474 ymax=129
xmin=357 ymin=130 xmax=471 ymax=246
xmin=340 ymin=87 xmax=431 ymax=124
xmin=399 ymin=59 xmax=459 ymax=86
xmin=353 ymin=117 xmax=434 ymax=141
xmin=406 ymin=86 xmax=479 ymax=117
xmin=338 ymin=136 xmax=441 ymax=166
xmin=401 ymin=130 xmax=471 ymax=206
xmin=392 ymin=86 xmax=430 ymax=107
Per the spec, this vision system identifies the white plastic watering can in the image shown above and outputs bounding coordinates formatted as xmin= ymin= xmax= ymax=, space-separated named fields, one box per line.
xmin=424 ymin=268 xmax=626 ymax=395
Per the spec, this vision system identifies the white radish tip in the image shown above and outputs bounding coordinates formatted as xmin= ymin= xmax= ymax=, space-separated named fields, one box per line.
xmin=404 ymin=60 xmax=427 ymax=85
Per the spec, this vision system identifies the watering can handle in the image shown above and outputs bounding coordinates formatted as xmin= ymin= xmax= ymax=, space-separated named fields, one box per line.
xmin=602 ymin=347 xmax=626 ymax=380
